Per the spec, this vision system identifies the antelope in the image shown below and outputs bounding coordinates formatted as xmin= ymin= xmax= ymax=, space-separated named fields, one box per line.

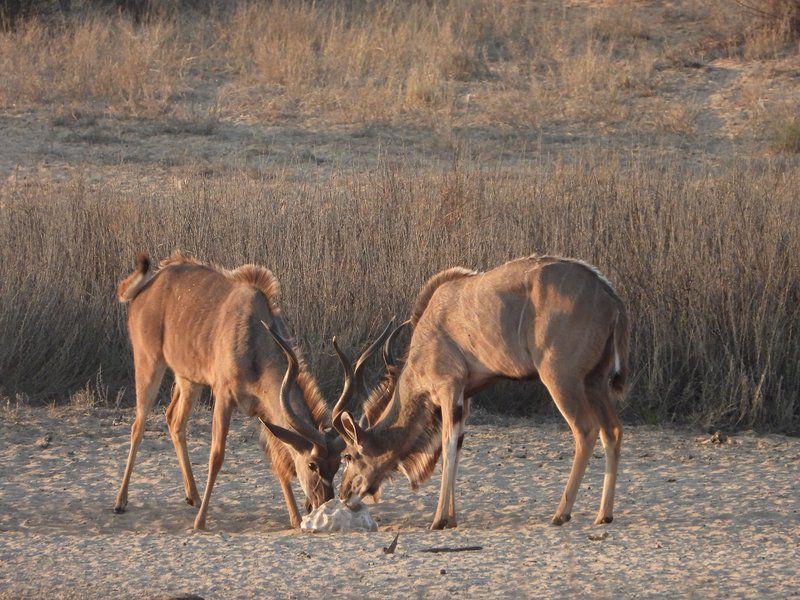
xmin=336 ymin=255 xmax=629 ymax=529
xmin=114 ymin=251 xmax=391 ymax=529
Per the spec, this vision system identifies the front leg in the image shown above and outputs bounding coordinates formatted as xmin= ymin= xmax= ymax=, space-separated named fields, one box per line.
xmin=430 ymin=384 xmax=465 ymax=530
xmin=446 ymin=397 xmax=470 ymax=522
xmin=279 ymin=475 xmax=303 ymax=529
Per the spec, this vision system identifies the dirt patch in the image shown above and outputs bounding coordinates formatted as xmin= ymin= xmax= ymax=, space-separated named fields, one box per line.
xmin=1 ymin=407 xmax=798 ymax=597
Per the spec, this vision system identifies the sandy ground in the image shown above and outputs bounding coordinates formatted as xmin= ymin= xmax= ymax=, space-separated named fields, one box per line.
xmin=0 ymin=406 xmax=798 ymax=599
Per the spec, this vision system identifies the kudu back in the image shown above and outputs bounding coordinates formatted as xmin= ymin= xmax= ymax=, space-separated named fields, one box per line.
xmin=336 ymin=255 xmax=629 ymax=529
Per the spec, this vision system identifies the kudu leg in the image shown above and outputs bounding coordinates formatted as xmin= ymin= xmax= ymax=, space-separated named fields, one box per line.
xmin=165 ymin=377 xmax=202 ymax=507
xmin=590 ymin=386 xmax=622 ymax=525
xmin=114 ymin=358 xmax=167 ymax=513
xmin=543 ymin=375 xmax=599 ymax=525
xmin=446 ymin=397 xmax=471 ymax=521
xmin=278 ymin=475 xmax=303 ymax=529
xmin=431 ymin=385 xmax=465 ymax=530
xmin=193 ymin=397 xmax=234 ymax=530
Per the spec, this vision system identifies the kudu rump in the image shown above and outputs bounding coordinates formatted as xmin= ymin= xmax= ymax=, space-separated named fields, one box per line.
xmin=337 ymin=255 xmax=629 ymax=529
xmin=114 ymin=251 xmax=390 ymax=529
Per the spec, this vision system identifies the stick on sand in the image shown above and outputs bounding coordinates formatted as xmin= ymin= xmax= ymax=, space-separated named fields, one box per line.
xmin=420 ymin=546 xmax=483 ymax=553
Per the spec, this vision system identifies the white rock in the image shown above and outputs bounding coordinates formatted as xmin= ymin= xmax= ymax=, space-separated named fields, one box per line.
xmin=300 ymin=498 xmax=378 ymax=533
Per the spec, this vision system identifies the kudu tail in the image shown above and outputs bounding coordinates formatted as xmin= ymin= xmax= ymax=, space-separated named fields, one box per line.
xmin=117 ymin=253 xmax=153 ymax=302
xmin=609 ymin=309 xmax=629 ymax=399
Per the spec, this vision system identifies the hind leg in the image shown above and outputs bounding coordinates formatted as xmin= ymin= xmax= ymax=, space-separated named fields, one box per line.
xmin=540 ymin=366 xmax=599 ymax=525
xmin=114 ymin=353 xmax=166 ymax=513
xmin=165 ymin=376 xmax=202 ymax=507
xmin=588 ymin=384 xmax=622 ymax=524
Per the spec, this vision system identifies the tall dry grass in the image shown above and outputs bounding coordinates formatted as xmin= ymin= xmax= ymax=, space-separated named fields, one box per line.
xmin=1 ymin=157 xmax=798 ymax=432
xmin=2 ymin=1 xmax=799 ymax=143
xmin=0 ymin=16 xmax=187 ymax=113
xmin=741 ymin=0 xmax=800 ymax=59
xmin=3 ymin=0 xmax=799 ymax=154
xmin=0 ymin=0 xmax=662 ymax=125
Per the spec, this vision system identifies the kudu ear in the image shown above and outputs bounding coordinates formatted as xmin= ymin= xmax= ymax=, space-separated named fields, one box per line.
xmin=339 ymin=411 xmax=366 ymax=447
xmin=263 ymin=421 xmax=314 ymax=454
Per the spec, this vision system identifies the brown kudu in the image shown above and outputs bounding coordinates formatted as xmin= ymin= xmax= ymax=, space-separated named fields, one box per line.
xmin=114 ymin=251 xmax=391 ymax=529
xmin=337 ymin=255 xmax=629 ymax=530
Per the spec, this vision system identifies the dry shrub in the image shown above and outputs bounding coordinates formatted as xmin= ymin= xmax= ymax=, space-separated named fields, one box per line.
xmin=588 ymin=6 xmax=652 ymax=43
xmin=644 ymin=97 xmax=700 ymax=135
xmin=706 ymin=0 xmax=800 ymax=59
xmin=1 ymin=157 xmax=798 ymax=432
xmin=770 ymin=114 xmax=800 ymax=152
xmin=220 ymin=0 xmax=497 ymax=119
xmin=0 ymin=16 xmax=185 ymax=113
xmin=745 ymin=0 xmax=800 ymax=59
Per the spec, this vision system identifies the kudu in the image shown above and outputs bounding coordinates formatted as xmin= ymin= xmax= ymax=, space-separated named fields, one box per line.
xmin=337 ymin=255 xmax=629 ymax=529
xmin=114 ymin=251 xmax=391 ymax=529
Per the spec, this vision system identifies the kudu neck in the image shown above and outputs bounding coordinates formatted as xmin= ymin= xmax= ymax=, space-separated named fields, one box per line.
xmin=370 ymin=376 xmax=431 ymax=458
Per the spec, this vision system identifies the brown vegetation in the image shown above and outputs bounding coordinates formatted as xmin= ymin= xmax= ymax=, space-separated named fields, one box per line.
xmin=1 ymin=1 xmax=799 ymax=433
xmin=0 ymin=0 xmax=797 ymax=145
xmin=1 ymin=157 xmax=798 ymax=432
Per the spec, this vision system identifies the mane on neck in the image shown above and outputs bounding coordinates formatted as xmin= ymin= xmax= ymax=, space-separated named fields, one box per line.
xmin=366 ymin=381 xmax=443 ymax=490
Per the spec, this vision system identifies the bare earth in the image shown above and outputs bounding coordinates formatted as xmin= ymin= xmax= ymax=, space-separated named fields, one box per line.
xmin=0 ymin=407 xmax=798 ymax=599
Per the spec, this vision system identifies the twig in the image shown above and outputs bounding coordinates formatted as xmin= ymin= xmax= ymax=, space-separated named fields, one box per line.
xmin=420 ymin=546 xmax=483 ymax=553
xmin=731 ymin=0 xmax=780 ymax=19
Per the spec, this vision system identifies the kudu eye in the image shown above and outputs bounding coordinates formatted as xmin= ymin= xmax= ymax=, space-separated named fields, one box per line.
xmin=308 ymin=462 xmax=318 ymax=472
xmin=342 ymin=453 xmax=352 ymax=462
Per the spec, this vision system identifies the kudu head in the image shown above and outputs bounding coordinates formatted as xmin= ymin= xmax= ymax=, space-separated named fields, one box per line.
xmin=262 ymin=320 xmax=394 ymax=511
xmin=336 ymin=320 xmax=410 ymax=501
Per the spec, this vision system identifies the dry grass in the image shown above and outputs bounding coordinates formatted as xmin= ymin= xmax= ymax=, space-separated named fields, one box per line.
xmin=0 ymin=16 xmax=186 ymax=114
xmin=695 ymin=0 xmax=800 ymax=59
xmin=1 ymin=156 xmax=798 ymax=432
xmin=0 ymin=0 xmax=668 ymax=126
xmin=643 ymin=97 xmax=701 ymax=136
xmin=2 ymin=0 xmax=798 ymax=158
xmin=1 ymin=1 xmax=799 ymax=434
xmin=741 ymin=0 xmax=800 ymax=59
xmin=770 ymin=114 xmax=800 ymax=152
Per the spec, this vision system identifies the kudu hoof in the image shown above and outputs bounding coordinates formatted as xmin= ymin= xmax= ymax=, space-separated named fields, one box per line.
xmin=551 ymin=513 xmax=571 ymax=526
xmin=594 ymin=515 xmax=613 ymax=525
xmin=185 ymin=496 xmax=197 ymax=507
xmin=430 ymin=518 xmax=449 ymax=530
xmin=113 ymin=506 xmax=126 ymax=514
